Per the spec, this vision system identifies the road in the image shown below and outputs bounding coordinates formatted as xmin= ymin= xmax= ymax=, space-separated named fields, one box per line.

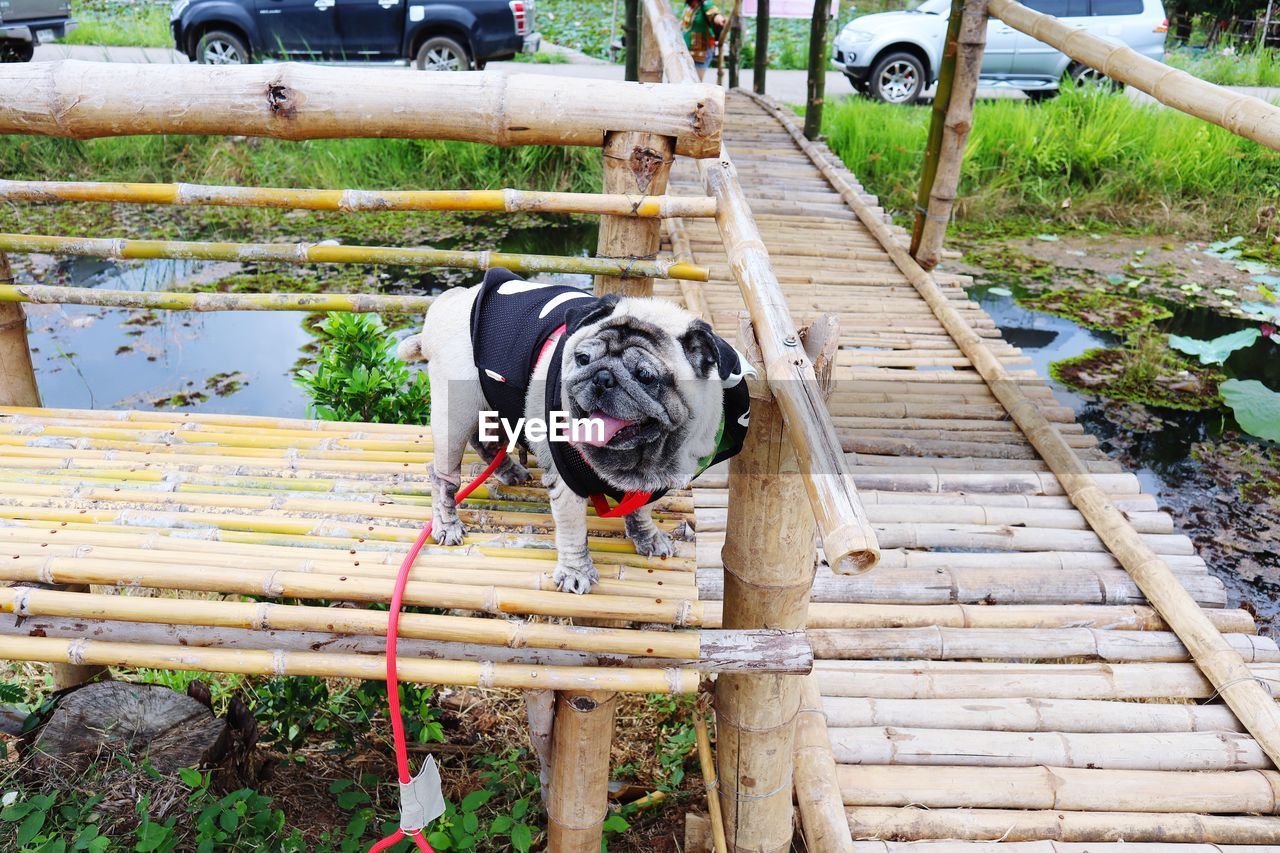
xmin=30 ymin=42 xmax=1280 ymax=106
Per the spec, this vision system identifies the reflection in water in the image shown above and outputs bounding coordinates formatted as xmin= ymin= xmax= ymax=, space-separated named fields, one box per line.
xmin=20 ymin=222 xmax=600 ymax=418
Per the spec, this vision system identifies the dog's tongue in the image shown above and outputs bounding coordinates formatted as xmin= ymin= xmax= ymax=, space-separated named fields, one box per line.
xmin=579 ymin=411 xmax=635 ymax=447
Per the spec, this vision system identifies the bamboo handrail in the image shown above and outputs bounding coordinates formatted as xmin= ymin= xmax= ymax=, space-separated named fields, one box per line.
xmin=641 ymin=0 xmax=881 ymax=574
xmin=0 ymin=60 xmax=725 ymax=158
xmin=0 ymin=179 xmax=719 ymax=218
xmin=0 ymin=284 xmax=432 ymax=313
xmin=987 ymin=0 xmax=1280 ymax=153
xmin=744 ymin=89 xmax=1280 ymax=770
xmin=0 ymin=234 xmax=709 ymax=282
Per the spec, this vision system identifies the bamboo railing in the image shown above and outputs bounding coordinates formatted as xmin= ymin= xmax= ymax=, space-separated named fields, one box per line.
xmin=0 ymin=179 xmax=719 ymax=218
xmin=0 ymin=60 xmax=725 ymax=157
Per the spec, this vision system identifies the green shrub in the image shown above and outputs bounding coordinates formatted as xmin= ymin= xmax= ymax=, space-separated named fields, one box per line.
xmin=295 ymin=313 xmax=430 ymax=425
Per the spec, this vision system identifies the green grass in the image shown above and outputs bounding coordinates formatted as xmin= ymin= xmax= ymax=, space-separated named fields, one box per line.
xmin=1165 ymin=46 xmax=1280 ymax=87
xmin=821 ymin=85 xmax=1280 ymax=233
xmin=62 ymin=0 xmax=171 ymax=48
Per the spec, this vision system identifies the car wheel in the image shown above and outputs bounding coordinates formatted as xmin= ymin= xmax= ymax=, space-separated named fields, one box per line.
xmin=1067 ymin=62 xmax=1121 ymax=91
xmin=868 ymin=52 xmax=924 ymax=104
xmin=197 ymin=30 xmax=250 ymax=65
xmin=415 ymin=36 xmax=469 ymax=71
xmin=0 ymin=39 xmax=35 ymax=62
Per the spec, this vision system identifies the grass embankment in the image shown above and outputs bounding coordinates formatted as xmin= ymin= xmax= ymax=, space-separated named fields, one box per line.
xmin=821 ymin=86 xmax=1280 ymax=235
xmin=1165 ymin=46 xmax=1280 ymax=87
xmin=63 ymin=0 xmax=171 ymax=47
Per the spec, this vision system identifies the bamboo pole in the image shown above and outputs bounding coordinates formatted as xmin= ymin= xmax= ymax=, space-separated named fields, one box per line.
xmin=821 ymin=697 xmax=1247 ymax=733
xmin=0 ymin=284 xmax=434 ymax=314
xmin=909 ymin=0 xmax=987 ymax=270
xmin=729 ymin=10 xmax=744 ymax=89
xmin=0 ymin=235 xmax=708 ymax=282
xmin=803 ymin=0 xmax=831 ymax=140
xmin=639 ymin=2 xmax=664 ymax=84
xmin=625 ymin=0 xmax=641 ymax=80
xmin=663 ymin=216 xmax=711 ymax=321
xmin=845 ymin=806 xmax=1280 ymax=844
xmin=852 ymin=840 xmax=1275 ymax=851
xmin=827 ymin=726 xmax=1270 ymax=771
xmin=754 ymin=0 xmax=771 ymax=94
xmin=743 ymin=86 xmax=1280 ymax=773
xmin=546 ymin=690 xmax=618 ymax=851
xmin=986 ymin=0 xmax=1280 ymax=154
xmin=0 ymin=179 xmax=718 ymax=218
xmin=594 ymin=132 xmax=676 ymax=296
xmin=813 ymin=660 xmax=1280 ymax=700
xmin=836 ymin=764 xmax=1280 ymax=813
xmin=795 ymin=676 xmax=854 ymax=853
xmin=0 ymin=60 xmax=725 ymax=158
xmin=717 ymin=0 xmax=741 ymax=87
xmin=0 ymin=634 xmax=699 ymax=693
xmin=693 ymin=711 xmax=729 ymax=853
xmin=714 ymin=322 xmax=824 ymax=853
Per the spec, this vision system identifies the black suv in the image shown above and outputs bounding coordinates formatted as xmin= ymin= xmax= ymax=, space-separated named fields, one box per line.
xmin=170 ymin=0 xmax=538 ymax=69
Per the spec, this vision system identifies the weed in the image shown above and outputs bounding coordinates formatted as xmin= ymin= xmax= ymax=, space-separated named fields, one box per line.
xmin=1051 ymin=331 xmax=1224 ymax=410
xmin=1165 ymin=46 xmax=1280 ymax=87
xmin=62 ymin=0 xmax=172 ymax=48
xmin=295 ymin=313 xmax=431 ymax=424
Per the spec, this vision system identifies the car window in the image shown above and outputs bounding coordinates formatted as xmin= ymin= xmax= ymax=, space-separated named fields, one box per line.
xmin=1090 ymin=0 xmax=1143 ymax=13
xmin=1023 ymin=0 xmax=1088 ymax=15
xmin=910 ymin=0 xmax=950 ymax=14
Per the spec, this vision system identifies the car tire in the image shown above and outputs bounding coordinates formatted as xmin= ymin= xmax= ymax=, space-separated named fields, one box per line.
xmin=1067 ymin=62 xmax=1121 ymax=92
xmin=1023 ymin=89 xmax=1058 ymax=102
xmin=867 ymin=51 xmax=925 ymax=105
xmin=196 ymin=29 xmax=250 ymax=65
xmin=0 ymin=39 xmax=35 ymax=62
xmin=415 ymin=35 xmax=470 ymax=71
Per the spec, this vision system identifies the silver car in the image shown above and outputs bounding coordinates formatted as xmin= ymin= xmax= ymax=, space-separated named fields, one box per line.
xmin=0 ymin=0 xmax=74 ymax=61
xmin=832 ymin=0 xmax=1168 ymax=103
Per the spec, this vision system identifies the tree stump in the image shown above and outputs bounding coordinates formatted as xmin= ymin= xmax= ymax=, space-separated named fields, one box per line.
xmin=26 ymin=681 xmax=232 ymax=775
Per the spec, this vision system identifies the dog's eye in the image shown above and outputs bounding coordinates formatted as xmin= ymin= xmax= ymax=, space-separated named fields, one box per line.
xmin=636 ymin=366 xmax=656 ymax=385
xmin=575 ymin=352 xmax=590 ymax=367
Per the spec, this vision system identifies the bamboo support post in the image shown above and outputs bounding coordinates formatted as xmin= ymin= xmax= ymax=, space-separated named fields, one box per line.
xmin=795 ymin=676 xmax=854 ymax=853
xmin=639 ymin=2 xmax=663 ymax=83
xmin=693 ymin=711 xmax=729 ymax=853
xmin=0 ymin=60 xmax=725 ymax=157
xmin=525 ymin=689 xmax=555 ymax=806
xmin=546 ymin=690 xmax=618 ymax=851
xmin=594 ymin=133 xmax=678 ymax=296
xmin=714 ymin=319 xmax=827 ymax=853
xmin=0 ymin=179 xmax=718 ymax=218
xmin=744 ymin=86 xmax=1280 ymax=772
xmin=0 ymin=235 xmax=708 ymax=283
xmin=803 ymin=0 xmax=832 ymax=140
xmin=729 ymin=11 xmax=744 ymax=89
xmin=0 ymin=253 xmax=100 ymax=689
xmin=909 ymin=0 xmax=987 ymax=270
xmin=717 ymin=0 xmax=741 ymax=87
xmin=987 ymin=0 xmax=1280 ymax=154
xmin=663 ymin=215 xmax=711 ymax=321
xmin=754 ymin=0 xmax=771 ymax=94
xmin=845 ymin=806 xmax=1280 ymax=844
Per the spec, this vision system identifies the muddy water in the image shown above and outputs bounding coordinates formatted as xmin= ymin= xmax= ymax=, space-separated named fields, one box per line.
xmin=20 ymin=222 xmax=598 ymax=418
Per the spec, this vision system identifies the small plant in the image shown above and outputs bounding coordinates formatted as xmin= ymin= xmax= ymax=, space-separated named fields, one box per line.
xmin=251 ymin=677 xmax=443 ymax=753
xmin=295 ymin=313 xmax=430 ymax=424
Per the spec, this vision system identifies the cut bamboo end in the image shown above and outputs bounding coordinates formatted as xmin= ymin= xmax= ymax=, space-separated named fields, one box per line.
xmin=0 ymin=179 xmax=719 ymax=218
xmin=0 ymin=235 xmax=708 ymax=282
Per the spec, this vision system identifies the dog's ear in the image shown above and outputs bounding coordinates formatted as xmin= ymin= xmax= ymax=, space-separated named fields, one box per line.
xmin=566 ymin=293 xmax=620 ymax=332
xmin=679 ymin=320 xmax=720 ymax=378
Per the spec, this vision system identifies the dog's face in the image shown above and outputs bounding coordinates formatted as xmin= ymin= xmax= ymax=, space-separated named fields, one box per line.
xmin=560 ymin=295 xmax=725 ymax=492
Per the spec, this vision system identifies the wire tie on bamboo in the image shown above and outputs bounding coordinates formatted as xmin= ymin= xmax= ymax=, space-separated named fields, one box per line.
xmin=546 ymin=809 xmax=613 ymax=832
xmin=712 ymin=700 xmax=799 ymax=733
xmin=254 ymin=602 xmax=272 ymax=630
xmin=11 ymin=587 xmax=30 ymax=617
xmin=664 ymin=668 xmax=684 ymax=693
xmin=67 ymin=637 xmax=88 ymax=666
xmin=1203 ymin=675 xmax=1277 ymax=702
xmin=716 ymin=770 xmax=794 ymax=802
xmin=674 ymin=599 xmax=693 ymax=628
xmin=478 ymin=661 xmax=496 ymax=688
xmin=261 ymin=570 xmax=284 ymax=597
xmin=482 ymin=585 xmax=500 ymax=615
xmin=509 ymin=620 xmax=528 ymax=649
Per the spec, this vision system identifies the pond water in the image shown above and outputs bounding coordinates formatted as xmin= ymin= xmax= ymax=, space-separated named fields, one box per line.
xmin=21 ymin=222 xmax=599 ymax=418
xmin=970 ymin=281 xmax=1280 ymax=629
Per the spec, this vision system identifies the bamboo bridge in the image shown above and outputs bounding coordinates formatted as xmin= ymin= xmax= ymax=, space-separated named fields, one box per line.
xmin=2 ymin=0 xmax=1280 ymax=849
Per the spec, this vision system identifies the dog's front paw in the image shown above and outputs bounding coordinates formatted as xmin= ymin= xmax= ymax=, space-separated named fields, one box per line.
xmin=495 ymin=457 xmax=532 ymax=486
xmin=632 ymin=527 xmax=675 ymax=559
xmin=433 ymin=515 xmax=466 ymax=547
xmin=553 ymin=554 xmax=598 ymax=595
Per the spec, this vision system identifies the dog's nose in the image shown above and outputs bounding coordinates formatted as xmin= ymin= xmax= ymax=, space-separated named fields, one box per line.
xmin=593 ymin=369 xmax=616 ymax=390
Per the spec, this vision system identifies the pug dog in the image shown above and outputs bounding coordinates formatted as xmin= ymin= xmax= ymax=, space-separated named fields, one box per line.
xmin=397 ymin=267 xmax=752 ymax=594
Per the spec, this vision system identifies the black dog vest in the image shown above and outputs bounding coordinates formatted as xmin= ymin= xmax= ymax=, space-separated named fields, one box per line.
xmin=470 ymin=267 xmax=750 ymax=510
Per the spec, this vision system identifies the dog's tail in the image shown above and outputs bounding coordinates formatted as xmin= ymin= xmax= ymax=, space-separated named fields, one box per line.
xmin=396 ymin=334 xmax=426 ymax=363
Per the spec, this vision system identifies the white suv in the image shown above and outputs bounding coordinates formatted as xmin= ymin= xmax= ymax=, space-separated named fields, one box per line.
xmin=832 ymin=0 xmax=1168 ymax=103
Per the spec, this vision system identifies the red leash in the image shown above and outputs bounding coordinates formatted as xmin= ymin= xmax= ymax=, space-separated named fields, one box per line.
xmin=370 ymin=445 xmax=646 ymax=852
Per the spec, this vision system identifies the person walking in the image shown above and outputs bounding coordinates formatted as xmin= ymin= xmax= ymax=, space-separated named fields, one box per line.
xmin=681 ymin=0 xmax=727 ymax=80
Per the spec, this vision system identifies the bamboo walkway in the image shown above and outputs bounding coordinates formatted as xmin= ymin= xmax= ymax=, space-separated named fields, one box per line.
xmin=658 ymin=90 xmax=1280 ymax=848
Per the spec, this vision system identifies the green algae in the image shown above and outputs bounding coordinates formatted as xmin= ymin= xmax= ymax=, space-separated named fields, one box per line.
xmin=1019 ymin=288 xmax=1173 ymax=332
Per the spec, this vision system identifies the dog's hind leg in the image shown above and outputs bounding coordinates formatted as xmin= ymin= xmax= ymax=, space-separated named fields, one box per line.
xmin=469 ymin=436 xmax=531 ymax=486
xmin=624 ymin=505 xmax=675 ymax=559
xmin=427 ymin=370 xmax=484 ymax=548
xmin=545 ymin=469 xmax=597 ymax=594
